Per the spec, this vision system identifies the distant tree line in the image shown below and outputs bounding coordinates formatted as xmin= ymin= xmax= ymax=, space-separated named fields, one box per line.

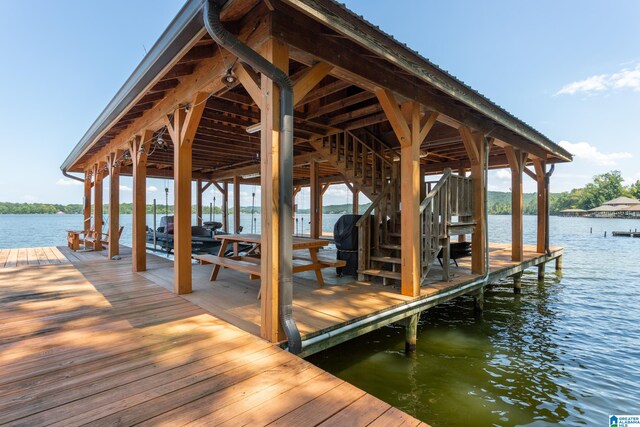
xmin=487 ymin=171 xmax=640 ymax=215
xmin=3 ymin=171 xmax=639 ymax=215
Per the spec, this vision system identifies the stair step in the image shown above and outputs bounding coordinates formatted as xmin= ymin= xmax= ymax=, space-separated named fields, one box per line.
xmin=387 ymin=232 xmax=401 ymax=238
xmin=359 ymin=269 xmax=401 ymax=280
xmin=370 ymin=256 xmax=402 ymax=264
xmin=379 ymin=243 xmax=401 ymax=251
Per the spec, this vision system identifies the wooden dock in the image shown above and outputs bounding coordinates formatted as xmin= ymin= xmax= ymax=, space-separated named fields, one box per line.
xmin=0 ymin=247 xmax=425 ymax=426
xmin=61 ymin=242 xmax=561 ymax=358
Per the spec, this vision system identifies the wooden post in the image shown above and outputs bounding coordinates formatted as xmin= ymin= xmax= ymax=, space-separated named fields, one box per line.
xmin=533 ymin=158 xmax=547 ymax=254
xmin=83 ymin=169 xmax=92 ymax=233
xmin=352 ymin=189 xmax=359 ymax=214
xmin=165 ymin=92 xmax=207 ymax=294
xmin=222 ymin=181 xmax=229 ymax=232
xmin=93 ymin=162 xmax=105 ymax=251
xmin=505 ymin=147 xmax=525 ymax=262
xmin=460 ymin=128 xmax=486 ymax=275
xmin=538 ymin=263 xmax=546 ymax=281
xmin=196 ymin=179 xmax=203 ymax=226
xmin=310 ymin=160 xmax=320 ymax=239
xmin=107 ymin=152 xmax=121 ymax=259
xmin=474 ymin=287 xmax=484 ymax=315
xmin=376 ymin=90 xmax=437 ymax=297
xmin=130 ymin=130 xmax=152 ymax=272
xmin=259 ymin=38 xmax=289 ymax=342
xmin=513 ymin=272 xmax=523 ymax=294
xmin=233 ymin=176 xmax=241 ymax=233
xmin=457 ymin=166 xmax=467 ymax=243
xmin=404 ymin=314 xmax=419 ymax=354
xmin=555 ymin=255 xmax=563 ymax=272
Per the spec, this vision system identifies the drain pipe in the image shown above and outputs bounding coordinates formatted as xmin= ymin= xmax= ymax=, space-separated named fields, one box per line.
xmin=203 ymin=0 xmax=301 ymax=354
xmin=63 ymin=170 xmax=85 ymax=183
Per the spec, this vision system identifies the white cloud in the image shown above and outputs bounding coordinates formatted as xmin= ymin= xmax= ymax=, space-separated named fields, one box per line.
xmin=146 ymin=185 xmax=158 ymax=192
xmin=559 ymin=140 xmax=632 ymax=166
xmin=556 ymin=63 xmax=640 ymax=95
xmin=119 ymin=185 xmax=132 ymax=192
xmin=56 ymin=178 xmax=82 ymax=186
xmin=22 ymin=194 xmax=37 ymax=202
xmin=495 ymin=169 xmax=511 ymax=180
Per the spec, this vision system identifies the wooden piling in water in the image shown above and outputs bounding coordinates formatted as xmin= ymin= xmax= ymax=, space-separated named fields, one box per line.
xmin=555 ymin=255 xmax=563 ymax=272
xmin=404 ymin=314 xmax=419 ymax=354
xmin=474 ymin=288 xmax=484 ymax=314
xmin=538 ymin=262 xmax=545 ymax=281
xmin=513 ymin=272 xmax=523 ymax=294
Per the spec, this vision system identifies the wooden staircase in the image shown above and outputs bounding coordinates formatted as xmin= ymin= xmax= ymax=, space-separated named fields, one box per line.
xmin=308 ymin=131 xmax=398 ymax=201
xmin=307 ymin=131 xmax=474 ymax=288
xmin=356 ymin=169 xmax=474 ymax=287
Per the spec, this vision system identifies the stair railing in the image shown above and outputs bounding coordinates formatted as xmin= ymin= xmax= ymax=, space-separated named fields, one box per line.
xmin=318 ymin=131 xmax=394 ymax=196
xmin=420 ymin=168 xmax=452 ymax=282
xmin=356 ymin=180 xmax=394 ymax=280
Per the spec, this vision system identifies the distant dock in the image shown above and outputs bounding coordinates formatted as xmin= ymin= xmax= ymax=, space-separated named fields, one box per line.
xmin=612 ymin=231 xmax=640 ymax=237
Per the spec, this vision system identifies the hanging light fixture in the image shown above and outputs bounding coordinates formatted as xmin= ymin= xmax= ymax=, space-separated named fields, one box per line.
xmin=221 ymin=68 xmax=237 ymax=88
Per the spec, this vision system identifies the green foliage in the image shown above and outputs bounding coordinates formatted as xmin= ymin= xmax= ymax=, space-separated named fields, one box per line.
xmin=487 ymin=170 xmax=638 ymax=215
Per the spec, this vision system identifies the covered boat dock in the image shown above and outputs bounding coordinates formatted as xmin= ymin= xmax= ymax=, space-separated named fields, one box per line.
xmin=59 ymin=0 xmax=571 ymax=355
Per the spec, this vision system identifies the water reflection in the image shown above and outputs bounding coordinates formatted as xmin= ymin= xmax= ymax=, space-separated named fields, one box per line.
xmin=309 ymin=215 xmax=640 ymax=427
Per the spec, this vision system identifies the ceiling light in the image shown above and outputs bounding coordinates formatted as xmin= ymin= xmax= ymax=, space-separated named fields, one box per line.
xmin=222 ymin=68 xmax=237 ymax=88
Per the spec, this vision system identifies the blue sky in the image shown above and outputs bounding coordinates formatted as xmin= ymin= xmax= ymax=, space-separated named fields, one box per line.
xmin=1 ymin=0 xmax=639 ymax=206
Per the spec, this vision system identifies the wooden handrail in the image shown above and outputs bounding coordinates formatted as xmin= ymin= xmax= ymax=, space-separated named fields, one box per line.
xmin=356 ymin=182 xmax=393 ymax=227
xmin=346 ymin=131 xmax=393 ymax=167
xmin=420 ymin=168 xmax=452 ymax=214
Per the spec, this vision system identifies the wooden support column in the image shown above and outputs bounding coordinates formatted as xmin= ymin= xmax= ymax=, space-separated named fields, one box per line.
xmin=93 ymin=162 xmax=105 ymax=251
xmin=460 ymin=127 xmax=486 ymax=275
xmin=259 ymin=38 xmax=289 ymax=342
xmin=83 ymin=169 xmax=92 ymax=233
xmin=352 ymin=189 xmax=359 ymax=214
xmin=130 ymin=130 xmax=153 ymax=272
xmin=376 ymin=89 xmax=437 ymax=296
xmin=458 ymin=166 xmax=468 ymax=243
xmin=533 ymin=158 xmax=547 ymax=254
xmin=165 ymin=92 xmax=207 ymax=295
xmin=310 ymin=160 xmax=320 ymax=239
xmin=233 ymin=176 xmax=241 ymax=233
xmin=106 ymin=152 xmax=121 ymax=260
xmin=196 ymin=179 xmax=203 ymax=226
xmin=222 ymin=181 xmax=229 ymax=232
xmin=505 ymin=147 xmax=526 ymax=262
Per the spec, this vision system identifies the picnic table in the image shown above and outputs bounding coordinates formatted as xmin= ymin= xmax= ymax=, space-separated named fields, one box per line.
xmin=194 ymin=233 xmax=338 ymax=287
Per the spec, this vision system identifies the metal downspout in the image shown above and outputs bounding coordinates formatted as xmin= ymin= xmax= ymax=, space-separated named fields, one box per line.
xmin=63 ymin=170 xmax=85 ymax=183
xmin=203 ymin=0 xmax=301 ymax=354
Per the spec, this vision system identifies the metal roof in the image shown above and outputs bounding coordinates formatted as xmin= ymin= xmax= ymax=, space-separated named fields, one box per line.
xmin=61 ymin=0 xmax=572 ymax=175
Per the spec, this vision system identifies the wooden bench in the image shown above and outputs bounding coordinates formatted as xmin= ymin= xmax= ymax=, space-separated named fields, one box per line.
xmin=195 ymin=254 xmax=262 ymax=281
xmin=84 ymin=226 xmax=124 ymax=251
xmin=293 ymin=254 xmax=346 ymax=269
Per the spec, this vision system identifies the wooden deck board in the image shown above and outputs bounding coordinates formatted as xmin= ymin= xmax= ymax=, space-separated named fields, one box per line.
xmin=0 ymin=247 xmax=421 ymax=426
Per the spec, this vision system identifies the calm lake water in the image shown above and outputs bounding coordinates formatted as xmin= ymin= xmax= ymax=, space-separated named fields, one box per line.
xmin=0 ymin=213 xmax=639 ymax=426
